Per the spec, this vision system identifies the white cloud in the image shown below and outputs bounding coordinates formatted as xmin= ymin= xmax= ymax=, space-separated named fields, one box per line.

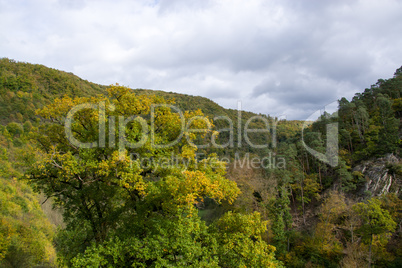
xmin=1 ymin=0 xmax=402 ymax=119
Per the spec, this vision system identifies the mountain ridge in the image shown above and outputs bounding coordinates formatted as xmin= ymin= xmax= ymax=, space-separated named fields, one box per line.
xmin=0 ymin=57 xmax=269 ymax=125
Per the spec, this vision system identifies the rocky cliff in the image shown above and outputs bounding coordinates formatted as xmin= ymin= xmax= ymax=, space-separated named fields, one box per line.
xmin=354 ymin=154 xmax=401 ymax=197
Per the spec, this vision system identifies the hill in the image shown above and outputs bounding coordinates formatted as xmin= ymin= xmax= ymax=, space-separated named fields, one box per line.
xmin=0 ymin=58 xmax=259 ymax=123
xmin=0 ymin=58 xmax=400 ymax=267
xmin=0 ymin=58 xmax=107 ymax=124
xmin=0 ymin=58 xmax=296 ymax=156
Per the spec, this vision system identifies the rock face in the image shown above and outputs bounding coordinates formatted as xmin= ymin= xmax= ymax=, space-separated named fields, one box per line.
xmin=353 ymin=154 xmax=401 ymax=197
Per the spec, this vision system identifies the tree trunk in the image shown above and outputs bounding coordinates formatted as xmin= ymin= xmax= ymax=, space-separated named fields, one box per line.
xmin=350 ymin=222 xmax=354 ymax=244
xmin=368 ymin=234 xmax=372 ymax=268
xmin=318 ymin=166 xmax=322 ymax=189
xmin=300 ymin=178 xmax=306 ymax=225
xmin=290 ymin=186 xmax=298 ymax=222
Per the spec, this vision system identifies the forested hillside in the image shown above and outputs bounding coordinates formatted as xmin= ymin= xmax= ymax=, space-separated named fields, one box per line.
xmin=0 ymin=58 xmax=107 ymax=125
xmin=0 ymin=59 xmax=401 ymax=267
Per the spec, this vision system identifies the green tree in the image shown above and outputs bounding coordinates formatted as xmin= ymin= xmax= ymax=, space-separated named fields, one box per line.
xmin=0 ymin=177 xmax=56 ymax=267
xmin=336 ymin=159 xmax=355 ymax=192
xmin=267 ymin=184 xmax=292 ymax=256
xmin=5 ymin=122 xmax=23 ymax=137
xmin=375 ymin=95 xmax=399 ymax=155
xmin=26 ymin=85 xmax=280 ymax=266
xmin=353 ymin=198 xmax=397 ymax=268
xmin=209 ymin=211 xmax=283 ymax=268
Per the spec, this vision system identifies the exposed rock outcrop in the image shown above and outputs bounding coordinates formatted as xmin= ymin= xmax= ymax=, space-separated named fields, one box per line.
xmin=353 ymin=154 xmax=401 ymax=197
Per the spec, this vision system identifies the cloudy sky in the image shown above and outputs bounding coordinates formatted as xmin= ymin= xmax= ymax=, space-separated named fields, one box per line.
xmin=1 ymin=0 xmax=402 ymax=119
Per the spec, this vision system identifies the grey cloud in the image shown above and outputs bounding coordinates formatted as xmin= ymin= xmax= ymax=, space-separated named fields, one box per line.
xmin=158 ymin=0 xmax=214 ymax=14
xmin=253 ymin=69 xmax=339 ymax=105
xmin=56 ymin=0 xmax=88 ymax=10
xmin=1 ymin=0 xmax=402 ymax=120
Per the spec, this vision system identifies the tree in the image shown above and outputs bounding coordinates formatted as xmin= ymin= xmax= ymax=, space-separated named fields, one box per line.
xmin=291 ymin=173 xmax=320 ymax=224
xmin=5 ymin=122 xmax=23 ymax=137
xmin=353 ymin=198 xmax=397 ymax=268
xmin=393 ymin=66 xmax=402 ymax=78
xmin=26 ymin=85 xmax=280 ymax=266
xmin=336 ymin=159 xmax=355 ymax=192
xmin=209 ymin=211 xmax=283 ymax=268
xmin=375 ymin=95 xmax=399 ymax=155
xmin=0 ymin=177 xmax=56 ymax=267
xmin=0 ymin=125 xmax=56 ymax=267
xmin=311 ymin=191 xmax=345 ymax=266
xmin=267 ymin=184 xmax=292 ymax=256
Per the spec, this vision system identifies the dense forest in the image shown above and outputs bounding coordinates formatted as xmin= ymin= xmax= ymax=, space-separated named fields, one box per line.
xmin=0 ymin=58 xmax=401 ymax=267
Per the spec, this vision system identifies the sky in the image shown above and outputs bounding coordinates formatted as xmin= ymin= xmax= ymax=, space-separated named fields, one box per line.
xmin=1 ymin=0 xmax=402 ymax=120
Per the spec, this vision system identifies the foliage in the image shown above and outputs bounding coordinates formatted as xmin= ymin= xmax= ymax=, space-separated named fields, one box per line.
xmin=353 ymin=198 xmax=396 ymax=244
xmin=0 ymin=178 xmax=56 ymax=267
xmin=1 ymin=59 xmax=401 ymax=267
xmin=25 ymin=85 xmax=281 ymax=266
xmin=337 ymin=72 xmax=402 ymax=161
xmin=210 ymin=211 xmax=282 ymax=268
xmin=0 ymin=57 xmax=106 ymax=124
xmin=353 ymin=198 xmax=397 ymax=267
xmin=267 ymin=185 xmax=292 ymax=257
xmin=0 ymin=128 xmax=56 ymax=267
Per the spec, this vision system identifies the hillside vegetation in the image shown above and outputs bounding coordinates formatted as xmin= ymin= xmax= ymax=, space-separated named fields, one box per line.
xmin=0 ymin=58 xmax=401 ymax=267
